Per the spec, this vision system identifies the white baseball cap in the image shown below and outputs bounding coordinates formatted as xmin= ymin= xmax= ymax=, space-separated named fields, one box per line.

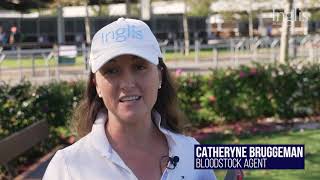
xmin=89 ymin=17 xmax=163 ymax=73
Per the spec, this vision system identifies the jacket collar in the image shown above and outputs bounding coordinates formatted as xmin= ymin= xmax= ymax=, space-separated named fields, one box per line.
xmin=89 ymin=109 xmax=112 ymax=158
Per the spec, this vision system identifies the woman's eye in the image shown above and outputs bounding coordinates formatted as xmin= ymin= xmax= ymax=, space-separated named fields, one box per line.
xmin=135 ymin=64 xmax=146 ymax=70
xmin=104 ymin=68 xmax=119 ymax=75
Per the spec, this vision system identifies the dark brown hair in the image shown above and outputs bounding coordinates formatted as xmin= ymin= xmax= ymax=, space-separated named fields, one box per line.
xmin=72 ymin=59 xmax=186 ymax=137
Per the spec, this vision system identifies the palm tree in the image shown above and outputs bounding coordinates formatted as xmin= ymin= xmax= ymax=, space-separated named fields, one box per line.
xmin=84 ymin=0 xmax=91 ymax=44
xmin=279 ymin=0 xmax=293 ymax=63
xmin=126 ymin=0 xmax=131 ymax=17
xmin=183 ymin=0 xmax=213 ymax=55
xmin=183 ymin=0 xmax=189 ymax=55
xmin=51 ymin=0 xmax=91 ymax=44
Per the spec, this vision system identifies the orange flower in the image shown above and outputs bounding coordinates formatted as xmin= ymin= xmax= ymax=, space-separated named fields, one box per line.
xmin=209 ymin=95 xmax=216 ymax=103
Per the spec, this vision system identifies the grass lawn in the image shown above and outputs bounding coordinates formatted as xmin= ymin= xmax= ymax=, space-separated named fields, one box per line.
xmin=201 ymin=129 xmax=320 ymax=180
xmin=0 ymin=56 xmax=85 ymax=68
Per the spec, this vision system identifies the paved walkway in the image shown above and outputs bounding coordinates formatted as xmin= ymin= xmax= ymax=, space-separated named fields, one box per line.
xmin=14 ymin=146 xmax=62 ymax=180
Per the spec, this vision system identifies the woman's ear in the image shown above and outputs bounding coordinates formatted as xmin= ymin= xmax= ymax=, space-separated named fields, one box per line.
xmin=96 ymin=88 xmax=102 ymax=98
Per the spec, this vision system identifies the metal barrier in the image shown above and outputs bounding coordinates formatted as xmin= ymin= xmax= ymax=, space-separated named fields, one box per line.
xmin=0 ymin=43 xmax=89 ymax=83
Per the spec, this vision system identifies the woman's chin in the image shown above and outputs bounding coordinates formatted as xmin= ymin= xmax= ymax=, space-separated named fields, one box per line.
xmin=118 ymin=110 xmax=147 ymax=123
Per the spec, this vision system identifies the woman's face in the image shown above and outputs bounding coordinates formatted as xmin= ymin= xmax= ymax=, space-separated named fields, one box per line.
xmin=95 ymin=55 xmax=162 ymax=123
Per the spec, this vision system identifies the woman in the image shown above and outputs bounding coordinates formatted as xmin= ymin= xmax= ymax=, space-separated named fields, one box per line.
xmin=43 ymin=17 xmax=216 ymax=180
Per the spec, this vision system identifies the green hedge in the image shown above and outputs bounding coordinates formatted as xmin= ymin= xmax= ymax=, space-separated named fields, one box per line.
xmin=177 ymin=62 xmax=320 ymax=125
xmin=0 ymin=81 xmax=84 ymax=139
xmin=1 ymin=63 xmax=320 ymax=138
xmin=0 ymin=80 xmax=84 ymax=176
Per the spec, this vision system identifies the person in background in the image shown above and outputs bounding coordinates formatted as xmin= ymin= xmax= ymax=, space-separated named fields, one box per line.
xmin=267 ymin=25 xmax=273 ymax=37
xmin=43 ymin=17 xmax=216 ymax=180
xmin=38 ymin=35 xmax=49 ymax=44
xmin=0 ymin=25 xmax=7 ymax=45
xmin=9 ymin=24 xmax=20 ymax=50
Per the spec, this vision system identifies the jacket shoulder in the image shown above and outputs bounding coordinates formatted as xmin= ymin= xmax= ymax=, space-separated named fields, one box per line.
xmin=169 ymin=132 xmax=200 ymax=146
xmin=60 ymin=134 xmax=90 ymax=154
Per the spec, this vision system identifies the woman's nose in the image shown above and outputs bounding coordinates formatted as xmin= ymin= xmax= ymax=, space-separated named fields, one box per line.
xmin=119 ymin=70 xmax=136 ymax=90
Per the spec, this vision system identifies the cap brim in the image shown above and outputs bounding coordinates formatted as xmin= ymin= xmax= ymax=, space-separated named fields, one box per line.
xmin=91 ymin=45 xmax=160 ymax=73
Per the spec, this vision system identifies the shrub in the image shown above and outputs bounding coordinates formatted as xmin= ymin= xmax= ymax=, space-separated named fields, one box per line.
xmin=0 ymin=80 xmax=85 ymax=176
xmin=176 ymin=62 xmax=320 ymax=125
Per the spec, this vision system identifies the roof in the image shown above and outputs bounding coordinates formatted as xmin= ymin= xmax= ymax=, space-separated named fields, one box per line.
xmin=152 ymin=1 xmax=187 ymax=15
xmin=210 ymin=0 xmax=320 ymax=12
xmin=1 ymin=0 xmax=320 ymax=18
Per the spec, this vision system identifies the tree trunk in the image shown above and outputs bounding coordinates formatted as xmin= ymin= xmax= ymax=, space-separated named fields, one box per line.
xmin=279 ymin=0 xmax=293 ymax=63
xmin=57 ymin=3 xmax=65 ymax=44
xmin=248 ymin=10 xmax=253 ymax=39
xmin=37 ymin=7 xmax=41 ymax=42
xmin=98 ymin=0 xmax=102 ymax=16
xmin=183 ymin=0 xmax=189 ymax=55
xmin=85 ymin=0 xmax=91 ymax=44
xmin=126 ymin=0 xmax=131 ymax=17
xmin=140 ymin=0 xmax=151 ymax=20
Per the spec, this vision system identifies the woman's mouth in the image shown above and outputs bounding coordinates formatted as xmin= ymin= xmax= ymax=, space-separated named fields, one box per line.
xmin=119 ymin=95 xmax=142 ymax=102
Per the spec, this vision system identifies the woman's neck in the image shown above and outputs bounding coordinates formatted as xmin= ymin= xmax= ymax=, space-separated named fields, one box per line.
xmin=105 ymin=113 xmax=158 ymax=149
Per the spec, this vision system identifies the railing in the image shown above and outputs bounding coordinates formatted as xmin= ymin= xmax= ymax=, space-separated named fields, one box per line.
xmin=0 ymin=43 xmax=89 ymax=83
xmin=0 ymin=35 xmax=319 ymax=83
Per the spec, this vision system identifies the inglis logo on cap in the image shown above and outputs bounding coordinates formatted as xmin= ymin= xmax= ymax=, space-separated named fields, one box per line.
xmin=101 ymin=25 xmax=143 ymax=43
